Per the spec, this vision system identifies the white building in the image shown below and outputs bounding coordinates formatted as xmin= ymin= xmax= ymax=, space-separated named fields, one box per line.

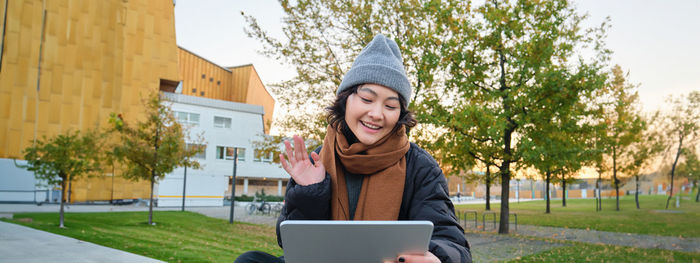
xmin=156 ymin=92 xmax=288 ymax=207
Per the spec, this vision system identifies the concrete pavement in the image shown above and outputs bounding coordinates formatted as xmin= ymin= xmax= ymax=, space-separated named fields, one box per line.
xmin=0 ymin=220 xmax=164 ymax=263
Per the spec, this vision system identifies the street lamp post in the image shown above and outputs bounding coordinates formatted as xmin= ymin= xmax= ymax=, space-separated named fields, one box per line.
xmin=229 ymin=147 xmax=238 ymax=224
xmin=181 ymin=163 xmax=187 ymax=212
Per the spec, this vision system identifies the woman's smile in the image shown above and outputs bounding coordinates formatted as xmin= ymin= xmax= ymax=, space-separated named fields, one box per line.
xmin=360 ymin=120 xmax=381 ymax=130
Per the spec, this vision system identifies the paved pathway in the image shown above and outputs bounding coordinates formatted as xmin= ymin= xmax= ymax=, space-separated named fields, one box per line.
xmin=189 ymin=205 xmax=279 ymax=226
xmin=461 ymin=219 xmax=700 ymax=254
xmin=0 ymin=221 xmax=164 ymax=263
xmin=466 ymin=231 xmax=566 ymax=262
xmin=510 ymin=224 xmax=700 ymax=253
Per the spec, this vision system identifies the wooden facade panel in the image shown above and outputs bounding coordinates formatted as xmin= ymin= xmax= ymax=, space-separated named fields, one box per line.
xmin=49 ymin=67 xmax=62 ymax=94
xmin=244 ymin=68 xmax=275 ymax=133
xmin=7 ymin=129 xmax=21 ymax=157
xmin=63 ymin=102 xmax=77 ymax=126
xmin=48 ymin=95 xmax=61 ymax=124
xmin=0 ymin=122 xmax=6 ymax=157
xmin=38 ymin=69 xmax=51 ymax=101
xmin=5 ymin=31 xmax=19 ymax=65
xmin=71 ymin=175 xmax=151 ymax=202
xmin=178 ymin=48 xmax=232 ymax=101
xmin=6 ymin=1 xmax=20 ymax=33
xmin=0 ymin=93 xmax=10 ymax=119
xmin=23 ymin=97 xmax=35 ymax=122
xmin=0 ymin=67 xmax=14 ymax=93
xmin=0 ymin=0 xmax=4 ymax=39
xmin=8 ymin=93 xmax=23 ymax=129
xmin=230 ymin=66 xmax=250 ymax=102
xmin=36 ymin=101 xmax=49 ymax=133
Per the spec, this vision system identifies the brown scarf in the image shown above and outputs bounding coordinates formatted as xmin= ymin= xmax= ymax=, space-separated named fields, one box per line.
xmin=320 ymin=124 xmax=410 ymax=220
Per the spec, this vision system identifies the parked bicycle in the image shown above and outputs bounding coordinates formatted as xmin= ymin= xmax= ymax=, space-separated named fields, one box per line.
xmin=271 ymin=201 xmax=284 ymax=216
xmin=246 ymin=197 xmax=271 ymax=215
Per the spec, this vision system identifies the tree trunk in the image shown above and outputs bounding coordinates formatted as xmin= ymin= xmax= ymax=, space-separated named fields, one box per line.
xmin=68 ymin=177 xmax=72 ymax=204
xmin=498 ymin=169 xmax=510 ymax=234
xmin=666 ymin=134 xmax=683 ymax=209
xmin=695 ymin=180 xmax=699 ymax=202
xmin=614 ymin=181 xmax=620 ymax=211
xmin=613 ymin=145 xmax=619 ymax=211
xmin=182 ymin=164 xmax=187 ymax=212
xmin=562 ymin=178 xmax=567 ymax=207
xmin=149 ymin=174 xmax=155 ymax=225
xmin=597 ymin=169 xmax=602 ymax=211
xmin=150 ymin=124 xmax=159 ymax=224
xmin=497 ymin=47 xmax=514 ymax=235
xmin=595 ymin=173 xmax=599 ymax=211
xmin=59 ymin=173 xmax=66 ymax=228
xmin=485 ymin=166 xmax=491 ymax=211
xmin=546 ymin=170 xmax=551 ymax=214
xmin=110 ymin=164 xmax=115 ymax=203
xmin=635 ymin=175 xmax=640 ymax=209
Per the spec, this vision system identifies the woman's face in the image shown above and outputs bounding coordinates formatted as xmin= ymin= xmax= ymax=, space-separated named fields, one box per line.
xmin=345 ymin=84 xmax=401 ymax=145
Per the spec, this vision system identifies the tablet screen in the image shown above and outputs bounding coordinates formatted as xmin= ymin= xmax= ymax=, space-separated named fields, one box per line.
xmin=280 ymin=220 xmax=433 ymax=263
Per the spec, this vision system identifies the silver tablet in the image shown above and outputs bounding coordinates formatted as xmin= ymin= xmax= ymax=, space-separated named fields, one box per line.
xmin=279 ymin=220 xmax=433 ymax=263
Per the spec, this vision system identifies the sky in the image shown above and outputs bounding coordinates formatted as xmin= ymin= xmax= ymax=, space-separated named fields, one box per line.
xmin=174 ymin=0 xmax=700 ymax=115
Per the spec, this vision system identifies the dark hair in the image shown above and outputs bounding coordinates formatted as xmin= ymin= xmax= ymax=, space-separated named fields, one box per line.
xmin=326 ymin=85 xmax=417 ymax=138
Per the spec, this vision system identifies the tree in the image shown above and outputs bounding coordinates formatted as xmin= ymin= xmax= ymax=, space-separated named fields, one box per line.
xmin=676 ymin=146 xmax=700 ymax=202
xmin=243 ymin=0 xmax=463 ymax=146
xmin=19 ymin=130 xmax=102 ymax=228
xmin=557 ymin=170 xmax=578 ymax=207
xmin=519 ymin=103 xmax=594 ymax=213
xmin=422 ymin=103 xmax=501 ymax=211
xmin=659 ymin=91 xmax=700 ymax=209
xmin=601 ymin=65 xmax=646 ymax=211
xmin=109 ymin=93 xmax=202 ymax=225
xmin=426 ymin=0 xmax=609 ymax=233
xmin=622 ymin=113 xmax=663 ymax=209
xmin=460 ymin=164 xmax=500 ymax=211
xmin=588 ymin=115 xmax=610 ymax=212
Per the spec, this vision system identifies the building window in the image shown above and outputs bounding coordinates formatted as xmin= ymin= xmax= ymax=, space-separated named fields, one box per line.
xmin=174 ymin=111 xmax=200 ymax=126
xmin=186 ymin=144 xmax=206 ymax=159
xmin=216 ymin=146 xmax=245 ymax=161
xmin=254 ymin=149 xmax=274 ymax=163
xmin=209 ymin=77 xmax=214 ymax=82
xmin=213 ymin=116 xmax=231 ymax=128
xmin=192 ymin=88 xmax=196 ymax=93
xmin=217 ymin=80 xmax=221 ymax=85
xmin=201 ymin=74 xmax=206 ymax=79
xmin=200 ymin=91 xmax=205 ymax=96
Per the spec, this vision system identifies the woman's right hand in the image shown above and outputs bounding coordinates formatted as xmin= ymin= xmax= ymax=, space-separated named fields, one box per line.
xmin=280 ymin=135 xmax=326 ymax=186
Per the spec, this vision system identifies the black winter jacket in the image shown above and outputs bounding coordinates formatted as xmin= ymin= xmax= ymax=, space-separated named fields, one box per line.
xmin=276 ymin=142 xmax=472 ymax=263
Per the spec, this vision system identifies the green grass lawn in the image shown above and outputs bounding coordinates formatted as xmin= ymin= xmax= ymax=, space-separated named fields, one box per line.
xmin=507 ymin=242 xmax=699 ymax=263
xmin=456 ymin=193 xmax=700 ymax=237
xmin=3 ymin=208 xmax=698 ymax=262
xmin=2 ymin=211 xmax=281 ymax=262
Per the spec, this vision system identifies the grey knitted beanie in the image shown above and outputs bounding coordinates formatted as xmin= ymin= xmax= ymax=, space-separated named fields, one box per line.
xmin=337 ymin=34 xmax=411 ymax=103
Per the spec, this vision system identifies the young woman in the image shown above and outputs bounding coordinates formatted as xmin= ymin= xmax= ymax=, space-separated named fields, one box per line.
xmin=236 ymin=34 xmax=471 ymax=263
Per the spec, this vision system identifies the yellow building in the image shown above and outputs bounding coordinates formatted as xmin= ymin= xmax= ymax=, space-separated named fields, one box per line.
xmin=0 ymin=0 xmax=179 ymax=158
xmin=0 ymin=0 xmax=182 ymax=202
xmin=0 ymin=0 xmax=277 ymax=203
